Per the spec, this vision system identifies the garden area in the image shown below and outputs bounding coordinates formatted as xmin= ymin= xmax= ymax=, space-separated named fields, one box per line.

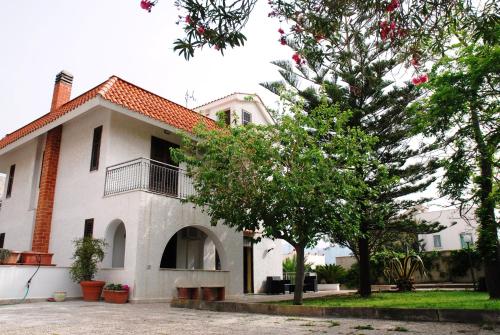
xmin=278 ymin=291 xmax=500 ymax=310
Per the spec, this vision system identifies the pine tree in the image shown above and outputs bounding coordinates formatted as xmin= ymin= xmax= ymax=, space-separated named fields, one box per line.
xmin=262 ymin=8 xmax=440 ymax=296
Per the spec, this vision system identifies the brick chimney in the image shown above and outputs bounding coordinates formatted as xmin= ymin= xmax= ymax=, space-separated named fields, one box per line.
xmin=32 ymin=71 xmax=73 ymax=253
xmin=50 ymin=71 xmax=73 ymax=112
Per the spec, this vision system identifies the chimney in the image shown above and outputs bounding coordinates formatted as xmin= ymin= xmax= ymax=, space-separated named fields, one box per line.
xmin=31 ymin=71 xmax=72 ymax=254
xmin=50 ymin=70 xmax=73 ymax=112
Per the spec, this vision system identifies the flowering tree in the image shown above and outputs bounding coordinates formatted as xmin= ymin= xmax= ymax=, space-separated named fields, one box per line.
xmin=173 ymin=101 xmax=377 ymax=304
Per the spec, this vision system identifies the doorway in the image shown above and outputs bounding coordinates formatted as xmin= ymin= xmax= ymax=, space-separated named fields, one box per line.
xmin=243 ymin=237 xmax=254 ymax=293
xmin=150 ymin=136 xmax=179 ymax=195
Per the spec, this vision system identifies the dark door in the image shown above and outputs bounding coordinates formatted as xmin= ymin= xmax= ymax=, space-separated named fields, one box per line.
xmin=150 ymin=136 xmax=179 ymax=195
xmin=243 ymin=239 xmax=254 ymax=293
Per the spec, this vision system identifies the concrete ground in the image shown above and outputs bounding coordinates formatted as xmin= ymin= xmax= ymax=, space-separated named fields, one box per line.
xmin=0 ymin=301 xmax=498 ymax=335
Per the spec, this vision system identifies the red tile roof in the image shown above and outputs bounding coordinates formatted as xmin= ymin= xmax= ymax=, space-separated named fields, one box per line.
xmin=0 ymin=76 xmax=216 ymax=150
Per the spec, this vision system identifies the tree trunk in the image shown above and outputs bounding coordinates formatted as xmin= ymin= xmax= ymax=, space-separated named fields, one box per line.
xmin=358 ymin=220 xmax=371 ymax=297
xmin=293 ymin=244 xmax=306 ymax=305
xmin=470 ymin=107 xmax=500 ymax=299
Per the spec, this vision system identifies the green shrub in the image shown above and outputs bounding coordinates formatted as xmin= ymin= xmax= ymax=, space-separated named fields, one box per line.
xmin=449 ymin=248 xmax=482 ymax=277
xmin=315 ymin=264 xmax=346 ymax=284
xmin=0 ymin=248 xmax=11 ymax=264
xmin=282 ymin=254 xmax=313 ymax=273
xmin=69 ymin=237 xmax=107 ymax=283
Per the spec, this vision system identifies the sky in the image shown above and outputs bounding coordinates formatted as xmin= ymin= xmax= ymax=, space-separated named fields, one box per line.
xmin=0 ymin=0 xmax=290 ymax=138
xmin=0 ymin=1 xmax=455 ymax=259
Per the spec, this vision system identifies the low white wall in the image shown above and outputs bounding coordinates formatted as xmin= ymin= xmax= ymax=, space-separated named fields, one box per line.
xmin=0 ymin=266 xmax=80 ymax=301
xmin=134 ymin=268 xmax=230 ymax=302
xmin=0 ymin=266 xmax=137 ymax=303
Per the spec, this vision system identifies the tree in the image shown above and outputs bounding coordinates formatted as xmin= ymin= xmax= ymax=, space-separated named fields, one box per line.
xmin=260 ymin=2 xmax=444 ymax=296
xmin=412 ymin=40 xmax=499 ymax=298
xmin=173 ymin=101 xmax=376 ymax=304
xmin=141 ymin=0 xmax=466 ymax=62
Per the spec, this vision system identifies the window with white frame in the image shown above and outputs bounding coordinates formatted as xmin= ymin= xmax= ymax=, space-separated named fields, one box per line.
xmin=242 ymin=110 xmax=252 ymax=125
xmin=460 ymin=232 xmax=474 ymax=249
xmin=433 ymin=235 xmax=442 ymax=248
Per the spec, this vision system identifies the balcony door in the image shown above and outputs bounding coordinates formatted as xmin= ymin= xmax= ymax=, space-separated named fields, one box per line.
xmin=150 ymin=136 xmax=179 ymax=195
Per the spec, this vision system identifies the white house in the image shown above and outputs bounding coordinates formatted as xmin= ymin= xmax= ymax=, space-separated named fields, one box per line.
xmin=416 ymin=207 xmax=478 ymax=251
xmin=0 ymin=71 xmax=282 ymax=302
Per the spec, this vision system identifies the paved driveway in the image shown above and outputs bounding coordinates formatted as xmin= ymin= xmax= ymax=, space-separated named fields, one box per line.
xmin=0 ymin=301 xmax=497 ymax=335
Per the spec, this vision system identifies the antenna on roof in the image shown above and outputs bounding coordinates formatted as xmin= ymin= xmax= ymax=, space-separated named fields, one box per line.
xmin=184 ymin=90 xmax=196 ymax=108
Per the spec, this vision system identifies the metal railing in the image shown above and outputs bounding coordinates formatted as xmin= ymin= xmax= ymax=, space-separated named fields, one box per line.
xmin=104 ymin=157 xmax=195 ymax=199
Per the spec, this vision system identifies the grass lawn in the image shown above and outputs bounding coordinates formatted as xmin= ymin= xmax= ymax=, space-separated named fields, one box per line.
xmin=278 ymin=291 xmax=500 ymax=310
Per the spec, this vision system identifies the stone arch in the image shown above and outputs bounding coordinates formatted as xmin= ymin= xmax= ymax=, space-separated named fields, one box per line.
xmin=104 ymin=219 xmax=126 ymax=268
xmin=159 ymin=225 xmax=226 ymax=271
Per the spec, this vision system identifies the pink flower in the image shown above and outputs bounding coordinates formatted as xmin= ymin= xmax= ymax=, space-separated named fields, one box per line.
xmin=214 ymin=45 xmax=221 ymax=50
xmin=185 ymin=15 xmax=193 ymax=25
xmin=278 ymin=28 xmax=285 ymax=35
xmin=386 ymin=0 xmax=400 ymax=12
xmin=140 ymin=0 xmax=154 ymax=12
xmin=412 ymin=73 xmax=428 ymax=86
xmin=122 ymin=284 xmax=130 ymax=291
xmin=280 ymin=37 xmax=287 ymax=45
xmin=292 ymin=52 xmax=302 ymax=65
xmin=197 ymin=25 xmax=206 ymax=35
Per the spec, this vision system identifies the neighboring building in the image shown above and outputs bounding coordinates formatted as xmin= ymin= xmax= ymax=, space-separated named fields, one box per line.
xmin=0 ymin=71 xmax=281 ymax=302
xmin=0 ymin=174 xmax=4 ymax=210
xmin=416 ymin=207 xmax=478 ymax=251
xmin=284 ymin=250 xmax=326 ymax=270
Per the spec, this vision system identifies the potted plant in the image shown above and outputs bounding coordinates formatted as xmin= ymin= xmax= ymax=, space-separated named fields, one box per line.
xmin=69 ymin=237 xmax=107 ymax=301
xmin=0 ymin=248 xmax=21 ymax=265
xmin=102 ymin=283 xmax=130 ymax=304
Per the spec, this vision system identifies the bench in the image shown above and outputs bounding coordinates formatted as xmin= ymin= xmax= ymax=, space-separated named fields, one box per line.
xmin=201 ymin=286 xmax=225 ymax=301
xmin=176 ymin=286 xmax=200 ymax=300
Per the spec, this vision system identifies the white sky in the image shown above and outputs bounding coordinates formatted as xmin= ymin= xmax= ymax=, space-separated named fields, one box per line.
xmin=0 ymin=0 xmax=453 ymax=212
xmin=0 ymin=0 xmax=290 ymax=138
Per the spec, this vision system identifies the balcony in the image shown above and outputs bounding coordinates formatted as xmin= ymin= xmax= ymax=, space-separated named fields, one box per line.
xmin=104 ymin=157 xmax=195 ymax=199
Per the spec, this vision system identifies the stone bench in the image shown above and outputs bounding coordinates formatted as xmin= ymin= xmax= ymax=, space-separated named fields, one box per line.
xmin=201 ymin=286 xmax=225 ymax=301
xmin=176 ymin=286 xmax=200 ymax=300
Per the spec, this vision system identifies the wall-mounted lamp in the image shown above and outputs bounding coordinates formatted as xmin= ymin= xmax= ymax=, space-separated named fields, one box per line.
xmin=264 ymin=247 xmax=274 ymax=256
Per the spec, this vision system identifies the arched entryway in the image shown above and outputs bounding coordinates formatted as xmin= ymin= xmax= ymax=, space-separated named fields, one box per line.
xmin=160 ymin=226 xmax=223 ymax=270
xmin=104 ymin=219 xmax=126 ymax=268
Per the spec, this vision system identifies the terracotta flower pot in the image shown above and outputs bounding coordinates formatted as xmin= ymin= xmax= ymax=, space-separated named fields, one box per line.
xmin=1 ymin=251 xmax=21 ymax=265
xmin=102 ymin=290 xmax=129 ymax=304
xmin=80 ymin=281 xmax=105 ymax=301
xmin=21 ymin=252 xmax=53 ymax=265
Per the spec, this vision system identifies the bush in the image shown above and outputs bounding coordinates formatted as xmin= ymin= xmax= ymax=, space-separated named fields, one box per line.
xmin=449 ymin=248 xmax=482 ymax=277
xmin=282 ymin=254 xmax=313 ymax=273
xmin=69 ymin=237 xmax=107 ymax=283
xmin=0 ymin=248 xmax=11 ymax=264
xmin=344 ymin=264 xmax=360 ymax=289
xmin=315 ymin=264 xmax=346 ymax=284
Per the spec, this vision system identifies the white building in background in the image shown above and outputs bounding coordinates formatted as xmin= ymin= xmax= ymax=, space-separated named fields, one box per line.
xmin=416 ymin=207 xmax=479 ymax=251
xmin=0 ymin=71 xmax=282 ymax=302
xmin=284 ymin=250 xmax=326 ymax=270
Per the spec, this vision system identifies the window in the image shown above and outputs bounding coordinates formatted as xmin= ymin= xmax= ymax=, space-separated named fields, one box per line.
xmin=0 ymin=233 xmax=5 ymax=248
xmin=90 ymin=126 xmax=103 ymax=171
xmin=6 ymin=164 xmax=15 ymax=198
xmin=242 ymin=110 xmax=252 ymax=125
xmin=218 ymin=109 xmax=231 ymax=126
xmin=433 ymin=235 xmax=442 ymax=248
xmin=84 ymin=219 xmax=94 ymax=238
xmin=460 ymin=233 xmax=474 ymax=249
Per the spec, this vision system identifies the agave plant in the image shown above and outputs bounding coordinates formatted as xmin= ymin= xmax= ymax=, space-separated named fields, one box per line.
xmin=384 ymin=254 xmax=427 ymax=291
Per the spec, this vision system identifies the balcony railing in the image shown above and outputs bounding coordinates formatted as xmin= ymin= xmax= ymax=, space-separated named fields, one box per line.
xmin=104 ymin=157 xmax=195 ymax=199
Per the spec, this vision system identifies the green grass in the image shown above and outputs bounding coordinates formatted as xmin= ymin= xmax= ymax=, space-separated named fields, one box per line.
xmin=277 ymin=291 xmax=500 ymax=310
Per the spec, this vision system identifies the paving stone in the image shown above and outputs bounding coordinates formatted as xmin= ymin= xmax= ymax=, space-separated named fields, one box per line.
xmin=0 ymin=301 xmax=497 ymax=335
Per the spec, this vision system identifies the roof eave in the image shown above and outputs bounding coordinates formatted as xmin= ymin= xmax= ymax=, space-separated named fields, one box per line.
xmin=0 ymin=97 xmax=102 ymax=157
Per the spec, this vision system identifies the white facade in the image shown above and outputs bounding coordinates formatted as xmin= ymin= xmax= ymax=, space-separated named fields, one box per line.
xmin=0 ymin=83 xmax=282 ymax=301
xmin=416 ymin=208 xmax=479 ymax=251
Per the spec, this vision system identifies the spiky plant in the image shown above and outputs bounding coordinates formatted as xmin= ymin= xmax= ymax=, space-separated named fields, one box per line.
xmin=384 ymin=254 xmax=427 ymax=291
